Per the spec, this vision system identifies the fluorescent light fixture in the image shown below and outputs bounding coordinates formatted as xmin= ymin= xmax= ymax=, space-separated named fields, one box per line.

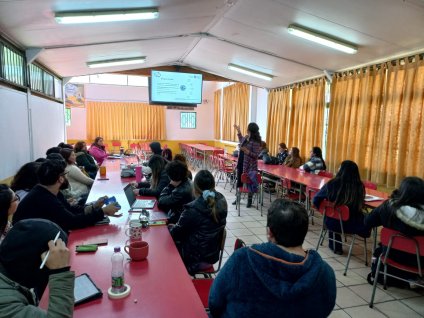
xmin=227 ymin=63 xmax=273 ymax=81
xmin=55 ymin=8 xmax=159 ymax=24
xmin=87 ymin=57 xmax=146 ymax=68
xmin=287 ymin=24 xmax=358 ymax=54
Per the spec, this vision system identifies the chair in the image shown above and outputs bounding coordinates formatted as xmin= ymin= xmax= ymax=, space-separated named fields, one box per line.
xmin=316 ymin=200 xmax=370 ymax=275
xmin=234 ymin=238 xmax=246 ymax=250
xmin=280 ymin=177 xmax=306 ymax=203
xmin=236 ymin=173 xmax=263 ymax=217
xmin=318 ymin=171 xmax=334 ymax=178
xmin=193 ymin=228 xmax=227 ymax=278
xmin=369 ymin=228 xmax=424 ymax=308
xmin=111 ymin=140 xmax=121 ymax=154
xmin=192 ymin=278 xmax=214 ymax=310
xmin=305 ymin=186 xmax=319 ymax=225
xmin=363 ymin=180 xmax=377 ymax=190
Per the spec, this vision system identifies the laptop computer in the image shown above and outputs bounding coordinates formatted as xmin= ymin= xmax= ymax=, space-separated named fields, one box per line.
xmin=123 ymin=184 xmax=156 ymax=210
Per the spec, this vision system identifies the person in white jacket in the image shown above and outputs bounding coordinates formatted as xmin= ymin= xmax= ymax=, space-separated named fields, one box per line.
xmin=60 ymin=148 xmax=93 ymax=202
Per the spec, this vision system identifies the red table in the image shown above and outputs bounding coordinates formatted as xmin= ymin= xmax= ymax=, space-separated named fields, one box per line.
xmin=40 ymin=158 xmax=207 ymax=318
xmin=184 ymin=143 xmax=224 ymax=169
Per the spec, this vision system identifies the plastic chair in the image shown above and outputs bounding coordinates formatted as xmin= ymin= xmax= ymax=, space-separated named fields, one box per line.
xmin=193 ymin=228 xmax=227 ymax=278
xmin=305 ymin=186 xmax=319 ymax=225
xmin=363 ymin=180 xmax=377 ymax=190
xmin=316 ymin=200 xmax=370 ymax=275
xmin=369 ymin=228 xmax=424 ymax=307
xmin=192 ymin=278 xmax=214 ymax=310
xmin=236 ymin=173 xmax=263 ymax=217
xmin=111 ymin=140 xmax=121 ymax=154
xmin=280 ymin=177 xmax=305 ymax=203
xmin=234 ymin=238 xmax=246 ymax=250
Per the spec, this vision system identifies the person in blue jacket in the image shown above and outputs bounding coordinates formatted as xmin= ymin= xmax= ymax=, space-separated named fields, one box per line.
xmin=209 ymin=199 xmax=336 ymax=318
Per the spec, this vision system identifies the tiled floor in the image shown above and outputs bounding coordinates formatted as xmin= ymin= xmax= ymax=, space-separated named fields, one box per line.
xmin=211 ymin=179 xmax=424 ymax=318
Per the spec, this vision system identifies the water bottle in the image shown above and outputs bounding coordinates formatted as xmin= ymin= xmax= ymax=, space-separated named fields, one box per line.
xmin=135 ymin=165 xmax=142 ymax=183
xmin=111 ymin=247 xmax=125 ymax=294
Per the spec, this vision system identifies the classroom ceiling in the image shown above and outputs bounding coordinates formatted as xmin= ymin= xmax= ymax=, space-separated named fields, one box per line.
xmin=0 ymin=0 xmax=424 ymax=89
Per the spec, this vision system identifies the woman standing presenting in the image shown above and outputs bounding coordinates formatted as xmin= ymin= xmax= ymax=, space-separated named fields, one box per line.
xmin=233 ymin=122 xmax=262 ymax=208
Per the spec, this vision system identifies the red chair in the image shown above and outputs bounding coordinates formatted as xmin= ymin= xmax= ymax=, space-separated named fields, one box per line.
xmin=318 ymin=171 xmax=334 ymax=178
xmin=369 ymin=228 xmax=424 ymax=307
xmin=305 ymin=186 xmax=319 ymax=225
xmin=111 ymin=140 xmax=121 ymax=154
xmin=363 ymin=180 xmax=377 ymax=190
xmin=316 ymin=200 xmax=370 ymax=275
xmin=236 ymin=173 xmax=263 ymax=216
xmin=234 ymin=238 xmax=246 ymax=250
xmin=192 ymin=228 xmax=227 ymax=278
xmin=280 ymin=177 xmax=305 ymax=203
xmin=192 ymin=278 xmax=214 ymax=309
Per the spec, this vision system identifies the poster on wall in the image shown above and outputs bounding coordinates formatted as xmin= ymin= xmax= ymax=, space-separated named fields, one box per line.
xmin=65 ymin=83 xmax=85 ymax=108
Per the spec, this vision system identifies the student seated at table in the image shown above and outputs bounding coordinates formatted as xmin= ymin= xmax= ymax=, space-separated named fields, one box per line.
xmin=162 ymin=148 xmax=173 ymax=161
xmin=10 ymin=161 xmax=41 ymax=201
xmin=149 ymin=141 xmax=163 ymax=156
xmin=132 ymin=155 xmax=169 ymax=198
xmin=89 ymin=136 xmax=108 ymax=165
xmin=283 ymin=147 xmax=303 ymax=168
xmin=57 ymin=142 xmax=73 ymax=149
xmin=173 ymin=154 xmax=193 ymax=180
xmin=60 ymin=148 xmax=93 ymax=204
xmin=158 ymin=161 xmax=194 ymax=224
xmin=13 ymin=159 xmax=121 ymax=233
xmin=0 ymin=219 xmax=74 ymax=317
xmin=277 ymin=142 xmax=289 ymax=164
xmin=208 ymin=199 xmax=336 ymax=318
xmin=74 ymin=141 xmax=98 ymax=179
xmin=365 ymin=177 xmax=424 ymax=271
xmin=301 ymin=146 xmax=326 ymax=173
xmin=258 ymin=141 xmax=272 ymax=163
xmin=313 ymin=160 xmax=369 ymax=255
xmin=0 ymin=185 xmax=19 ymax=243
xmin=169 ymin=170 xmax=227 ymax=275
xmin=45 ymin=146 xmax=61 ymax=156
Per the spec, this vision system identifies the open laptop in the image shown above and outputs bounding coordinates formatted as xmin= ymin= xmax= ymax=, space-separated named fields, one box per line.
xmin=123 ymin=184 xmax=156 ymax=210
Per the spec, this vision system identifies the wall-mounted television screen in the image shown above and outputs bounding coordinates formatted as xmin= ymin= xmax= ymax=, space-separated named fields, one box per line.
xmin=149 ymin=70 xmax=203 ymax=106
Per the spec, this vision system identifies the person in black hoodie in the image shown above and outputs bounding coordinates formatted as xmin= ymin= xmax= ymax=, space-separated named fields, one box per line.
xmin=13 ymin=159 xmax=122 ymax=233
xmin=158 ymin=161 xmax=194 ymax=224
xmin=132 ymin=155 xmax=169 ymax=198
xmin=169 ymin=170 xmax=227 ymax=274
xmin=74 ymin=141 xmax=98 ymax=179
xmin=0 ymin=219 xmax=74 ymax=317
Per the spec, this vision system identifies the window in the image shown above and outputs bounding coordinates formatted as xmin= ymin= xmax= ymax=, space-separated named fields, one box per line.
xmin=29 ymin=64 xmax=43 ymax=92
xmin=1 ymin=43 xmax=25 ymax=86
xmin=65 ymin=108 xmax=71 ymax=126
xmin=180 ymin=112 xmax=196 ymax=129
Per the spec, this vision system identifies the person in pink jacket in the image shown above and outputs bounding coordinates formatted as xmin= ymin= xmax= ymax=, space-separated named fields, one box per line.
xmin=89 ymin=137 xmax=108 ymax=165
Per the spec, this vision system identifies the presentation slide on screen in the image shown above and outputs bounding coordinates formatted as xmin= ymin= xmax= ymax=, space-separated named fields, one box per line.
xmin=151 ymin=71 xmax=202 ymax=104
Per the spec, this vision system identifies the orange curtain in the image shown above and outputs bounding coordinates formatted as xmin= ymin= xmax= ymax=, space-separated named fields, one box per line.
xmin=222 ymin=83 xmax=250 ymax=142
xmin=86 ymin=101 xmax=166 ymax=140
xmin=214 ymin=89 xmax=221 ymax=139
xmin=373 ymin=56 xmax=424 ymax=187
xmin=266 ymin=87 xmax=291 ymax=155
xmin=288 ymin=78 xmax=325 ymax=162
xmin=327 ymin=68 xmax=385 ymax=179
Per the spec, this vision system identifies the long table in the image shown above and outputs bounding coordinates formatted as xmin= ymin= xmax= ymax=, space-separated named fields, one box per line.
xmin=183 ymin=143 xmax=224 ymax=169
xmin=257 ymin=161 xmax=389 ymax=208
xmin=40 ymin=157 xmax=207 ymax=318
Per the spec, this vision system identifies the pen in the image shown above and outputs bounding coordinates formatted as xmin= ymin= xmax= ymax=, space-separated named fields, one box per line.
xmin=40 ymin=231 xmax=61 ymax=269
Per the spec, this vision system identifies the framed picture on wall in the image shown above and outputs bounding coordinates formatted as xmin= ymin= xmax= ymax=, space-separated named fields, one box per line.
xmin=180 ymin=112 xmax=196 ymax=129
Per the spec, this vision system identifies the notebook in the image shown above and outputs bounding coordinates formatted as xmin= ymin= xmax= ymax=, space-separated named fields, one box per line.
xmin=123 ymin=184 xmax=156 ymax=210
